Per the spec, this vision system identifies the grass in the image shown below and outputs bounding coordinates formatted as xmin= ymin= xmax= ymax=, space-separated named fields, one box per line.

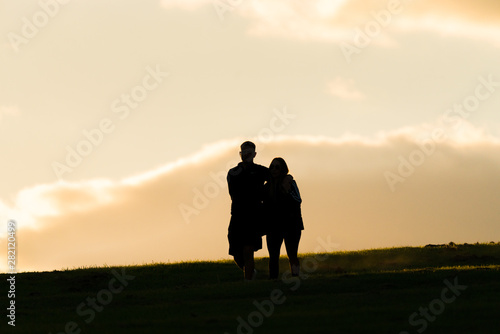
xmin=2 ymin=242 xmax=500 ymax=333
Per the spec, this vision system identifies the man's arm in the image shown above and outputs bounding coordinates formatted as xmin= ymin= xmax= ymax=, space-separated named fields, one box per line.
xmin=227 ymin=165 xmax=243 ymax=199
xmin=283 ymin=175 xmax=302 ymax=204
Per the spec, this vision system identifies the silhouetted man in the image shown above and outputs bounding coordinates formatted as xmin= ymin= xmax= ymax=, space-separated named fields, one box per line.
xmin=227 ymin=141 xmax=269 ymax=281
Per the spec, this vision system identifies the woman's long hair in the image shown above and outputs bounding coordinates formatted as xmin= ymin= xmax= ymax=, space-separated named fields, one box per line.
xmin=268 ymin=157 xmax=289 ymax=201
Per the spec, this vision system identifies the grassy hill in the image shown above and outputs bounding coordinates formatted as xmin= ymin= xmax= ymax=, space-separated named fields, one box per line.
xmin=2 ymin=242 xmax=500 ymax=334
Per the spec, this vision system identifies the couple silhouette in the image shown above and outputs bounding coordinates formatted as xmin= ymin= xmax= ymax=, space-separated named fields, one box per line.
xmin=227 ymin=141 xmax=304 ymax=281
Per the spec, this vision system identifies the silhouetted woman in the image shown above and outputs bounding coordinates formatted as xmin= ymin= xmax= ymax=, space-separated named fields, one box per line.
xmin=263 ymin=157 xmax=304 ymax=279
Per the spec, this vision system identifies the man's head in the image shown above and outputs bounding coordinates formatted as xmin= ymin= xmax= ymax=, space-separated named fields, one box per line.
xmin=239 ymin=141 xmax=256 ymax=162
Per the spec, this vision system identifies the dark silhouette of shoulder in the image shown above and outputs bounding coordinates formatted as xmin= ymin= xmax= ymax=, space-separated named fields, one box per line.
xmin=227 ymin=162 xmax=269 ymax=179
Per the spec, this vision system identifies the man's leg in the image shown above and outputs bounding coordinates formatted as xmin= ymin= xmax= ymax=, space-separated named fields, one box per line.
xmin=228 ymin=226 xmax=245 ymax=270
xmin=234 ymin=252 xmax=245 ymax=270
xmin=243 ymin=245 xmax=255 ymax=280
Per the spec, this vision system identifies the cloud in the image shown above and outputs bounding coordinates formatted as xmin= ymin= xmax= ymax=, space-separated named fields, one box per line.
xmin=327 ymin=77 xmax=365 ymax=100
xmin=159 ymin=0 xmax=500 ymax=45
xmin=245 ymin=0 xmax=500 ymax=44
xmin=159 ymin=0 xmax=213 ymax=11
xmin=240 ymin=0 xmax=350 ymax=40
xmin=395 ymin=0 xmax=500 ymax=46
xmin=122 ymin=139 xmax=241 ymax=186
xmin=2 ymin=124 xmax=500 ymax=272
xmin=0 ymin=105 xmax=19 ymax=123
xmin=0 ymin=139 xmax=241 ymax=232
xmin=0 ymin=180 xmax=116 ymax=233
xmin=408 ymin=0 xmax=500 ymax=26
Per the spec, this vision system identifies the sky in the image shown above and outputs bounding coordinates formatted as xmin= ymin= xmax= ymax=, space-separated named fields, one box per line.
xmin=1 ymin=0 xmax=500 ymax=272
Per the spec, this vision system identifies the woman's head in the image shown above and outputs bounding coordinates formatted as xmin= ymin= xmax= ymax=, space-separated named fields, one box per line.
xmin=269 ymin=157 xmax=289 ymax=178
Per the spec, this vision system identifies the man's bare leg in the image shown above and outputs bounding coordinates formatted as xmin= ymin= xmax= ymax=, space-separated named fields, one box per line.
xmin=234 ymin=253 xmax=245 ymax=270
xmin=243 ymin=245 xmax=255 ymax=280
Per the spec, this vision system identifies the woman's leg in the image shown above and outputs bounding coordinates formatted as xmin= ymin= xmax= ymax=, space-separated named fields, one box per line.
xmin=267 ymin=232 xmax=283 ymax=279
xmin=284 ymin=230 xmax=301 ymax=276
